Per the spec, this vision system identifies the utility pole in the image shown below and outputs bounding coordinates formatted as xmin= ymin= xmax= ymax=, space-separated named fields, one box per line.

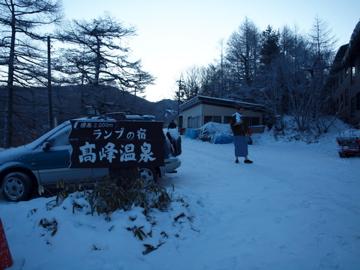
xmin=220 ymin=39 xmax=225 ymax=97
xmin=47 ymin=36 xmax=54 ymax=129
xmin=176 ymin=77 xmax=184 ymax=116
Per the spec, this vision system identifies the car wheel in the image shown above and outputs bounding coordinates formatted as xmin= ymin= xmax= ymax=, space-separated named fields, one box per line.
xmin=2 ymin=172 xmax=32 ymax=202
xmin=138 ymin=167 xmax=157 ymax=185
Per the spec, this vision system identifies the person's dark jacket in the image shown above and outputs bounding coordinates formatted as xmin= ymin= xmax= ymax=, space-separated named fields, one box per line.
xmin=230 ymin=115 xmax=249 ymax=136
xmin=168 ymin=121 xmax=177 ymax=129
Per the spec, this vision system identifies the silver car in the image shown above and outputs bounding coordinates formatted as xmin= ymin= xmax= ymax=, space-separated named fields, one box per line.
xmin=0 ymin=116 xmax=181 ymax=202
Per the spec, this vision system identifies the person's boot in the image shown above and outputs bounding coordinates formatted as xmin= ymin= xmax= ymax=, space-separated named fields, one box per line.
xmin=235 ymin=158 xmax=239 ymax=163
xmin=244 ymin=159 xmax=253 ymax=164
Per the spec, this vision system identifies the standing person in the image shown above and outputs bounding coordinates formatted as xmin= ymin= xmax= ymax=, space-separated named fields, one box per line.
xmin=168 ymin=120 xmax=177 ymax=129
xmin=230 ymin=107 xmax=253 ymax=164
xmin=166 ymin=120 xmax=181 ymax=156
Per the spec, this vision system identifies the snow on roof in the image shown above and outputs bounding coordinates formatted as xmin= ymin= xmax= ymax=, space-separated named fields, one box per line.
xmin=180 ymin=95 xmax=266 ymax=112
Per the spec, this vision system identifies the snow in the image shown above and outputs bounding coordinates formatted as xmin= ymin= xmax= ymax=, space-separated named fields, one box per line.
xmin=1 ymin=130 xmax=360 ymax=270
xmin=199 ymin=122 xmax=232 ymax=142
xmin=200 ymin=122 xmax=232 ymax=135
xmin=338 ymin=129 xmax=360 ymax=139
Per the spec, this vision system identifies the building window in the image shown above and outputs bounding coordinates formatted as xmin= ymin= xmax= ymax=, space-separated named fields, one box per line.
xmin=178 ymin=116 xmax=183 ymax=128
xmin=248 ymin=117 xmax=260 ymax=126
xmin=239 ymin=117 xmax=260 ymax=126
xmin=351 ymin=97 xmax=356 ymax=116
xmin=204 ymin=116 xmax=211 ymax=124
xmin=345 ymin=68 xmax=350 ymax=77
xmin=223 ymin=116 xmax=233 ymax=124
xmin=204 ymin=115 xmax=221 ymax=124
xmin=345 ymin=90 xmax=349 ymax=106
xmin=223 ymin=116 xmax=260 ymax=125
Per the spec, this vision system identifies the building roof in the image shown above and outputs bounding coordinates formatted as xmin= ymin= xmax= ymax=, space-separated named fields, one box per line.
xmin=343 ymin=20 xmax=360 ymax=66
xmin=326 ymin=21 xmax=360 ymax=90
xmin=180 ymin=95 xmax=266 ymax=112
xmin=331 ymin=44 xmax=349 ymax=73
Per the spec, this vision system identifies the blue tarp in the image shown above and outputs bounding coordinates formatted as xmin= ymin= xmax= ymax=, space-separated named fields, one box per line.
xmin=212 ymin=134 xmax=234 ymax=144
xmin=185 ymin=128 xmax=200 ymax=139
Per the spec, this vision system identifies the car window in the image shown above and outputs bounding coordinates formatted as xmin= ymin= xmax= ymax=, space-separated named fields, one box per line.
xmin=27 ymin=121 xmax=70 ymax=149
xmin=48 ymin=126 xmax=71 ymax=147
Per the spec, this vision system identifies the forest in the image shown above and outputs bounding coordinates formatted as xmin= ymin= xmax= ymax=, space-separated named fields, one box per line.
xmin=0 ymin=0 xmax=155 ymax=147
xmin=178 ymin=17 xmax=340 ymax=136
xmin=0 ymin=0 xmax=343 ymax=147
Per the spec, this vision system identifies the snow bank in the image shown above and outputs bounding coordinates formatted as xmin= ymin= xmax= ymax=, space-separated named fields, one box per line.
xmin=271 ymin=116 xmax=353 ymax=144
xmin=1 ymin=126 xmax=360 ymax=269
xmin=0 ymin=189 xmax=200 ymax=270
xmin=199 ymin=122 xmax=233 ymax=144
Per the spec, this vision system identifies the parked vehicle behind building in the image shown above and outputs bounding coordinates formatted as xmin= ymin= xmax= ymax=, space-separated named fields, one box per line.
xmin=0 ymin=114 xmax=181 ymax=201
xmin=336 ymin=129 xmax=360 ymax=158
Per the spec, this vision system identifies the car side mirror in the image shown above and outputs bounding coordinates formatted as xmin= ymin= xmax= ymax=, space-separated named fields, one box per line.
xmin=42 ymin=141 xmax=51 ymax=152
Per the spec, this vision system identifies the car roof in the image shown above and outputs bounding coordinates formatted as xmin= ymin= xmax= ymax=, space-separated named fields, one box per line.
xmin=73 ymin=114 xmax=156 ymax=122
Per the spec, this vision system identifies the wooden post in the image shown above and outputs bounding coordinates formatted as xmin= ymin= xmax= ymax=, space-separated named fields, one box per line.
xmin=47 ymin=36 xmax=54 ymax=129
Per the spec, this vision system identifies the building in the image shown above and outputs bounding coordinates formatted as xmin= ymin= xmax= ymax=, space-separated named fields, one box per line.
xmin=178 ymin=95 xmax=266 ymax=129
xmin=328 ymin=21 xmax=360 ymax=126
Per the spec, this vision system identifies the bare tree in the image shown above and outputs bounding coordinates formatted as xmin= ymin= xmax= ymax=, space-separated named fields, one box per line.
xmin=257 ymin=25 xmax=283 ymax=116
xmin=226 ymin=17 xmax=260 ymax=89
xmin=198 ymin=64 xmax=223 ymax=97
xmin=262 ymin=19 xmax=336 ymax=136
xmin=56 ymin=15 xmax=154 ymax=93
xmin=0 ymin=0 xmax=62 ymax=146
xmin=175 ymin=17 xmax=337 ymax=139
xmin=308 ymin=16 xmax=336 ymax=122
xmin=179 ymin=67 xmax=202 ymax=101
xmin=53 ymin=46 xmax=93 ymax=85
xmin=281 ymin=28 xmax=313 ymax=131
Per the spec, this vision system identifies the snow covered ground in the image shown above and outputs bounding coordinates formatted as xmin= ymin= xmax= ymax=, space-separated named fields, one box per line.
xmin=1 ymin=131 xmax=360 ymax=270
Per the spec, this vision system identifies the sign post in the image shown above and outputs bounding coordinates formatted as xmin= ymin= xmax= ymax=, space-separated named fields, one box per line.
xmin=69 ymin=120 xmax=165 ymax=169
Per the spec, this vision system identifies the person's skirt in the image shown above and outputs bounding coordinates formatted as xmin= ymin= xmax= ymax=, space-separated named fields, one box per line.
xmin=234 ymin=135 xmax=248 ymax=157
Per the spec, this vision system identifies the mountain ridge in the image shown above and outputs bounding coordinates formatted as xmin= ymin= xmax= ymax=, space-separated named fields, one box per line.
xmin=0 ymin=85 xmax=177 ymax=146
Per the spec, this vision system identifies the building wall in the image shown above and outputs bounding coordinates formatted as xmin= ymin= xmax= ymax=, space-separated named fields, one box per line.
xmin=202 ymin=104 xmax=236 ymax=118
xmin=179 ymin=105 xmax=203 ymax=129
xmin=332 ymin=58 xmax=360 ymax=126
xmin=349 ymin=67 xmax=360 ymax=126
xmin=202 ymin=104 xmax=263 ymax=125
xmin=179 ymin=103 xmax=264 ymax=129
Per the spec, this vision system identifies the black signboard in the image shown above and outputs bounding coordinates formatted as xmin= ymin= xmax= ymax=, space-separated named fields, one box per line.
xmin=69 ymin=120 xmax=165 ymax=168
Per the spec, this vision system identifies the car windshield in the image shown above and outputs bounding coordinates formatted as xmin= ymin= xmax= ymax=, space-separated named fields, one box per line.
xmin=26 ymin=121 xmax=71 ymax=149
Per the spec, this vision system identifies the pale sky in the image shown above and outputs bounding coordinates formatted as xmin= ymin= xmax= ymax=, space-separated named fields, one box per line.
xmin=62 ymin=0 xmax=360 ymax=102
